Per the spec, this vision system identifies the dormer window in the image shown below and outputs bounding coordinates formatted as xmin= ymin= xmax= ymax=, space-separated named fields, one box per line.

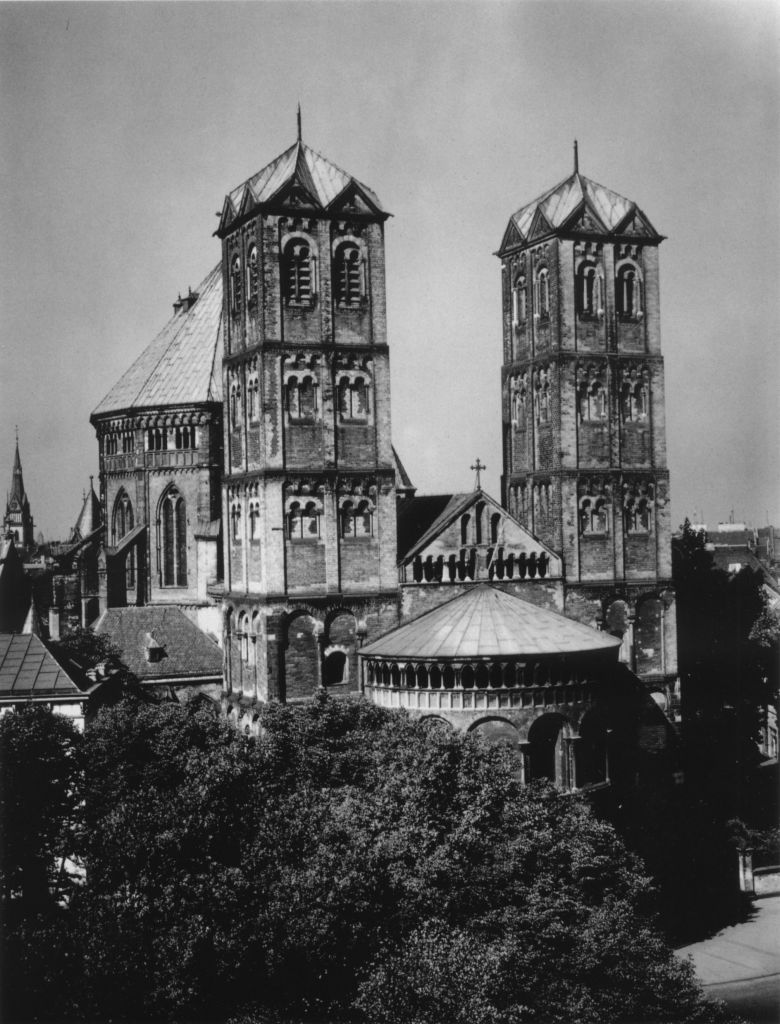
xmin=283 ymin=240 xmax=314 ymax=305
xmin=335 ymin=243 xmax=364 ymax=307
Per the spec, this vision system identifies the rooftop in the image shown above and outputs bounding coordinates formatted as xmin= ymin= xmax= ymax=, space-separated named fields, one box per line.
xmin=360 ymin=584 xmax=621 ymax=660
xmin=221 ymin=139 xmax=387 ymax=232
xmin=92 ymin=264 xmax=222 ymax=418
xmin=93 ymin=605 xmax=222 ymax=682
xmin=0 ymin=633 xmax=86 ymax=701
xmin=502 ymin=169 xmax=661 ymax=247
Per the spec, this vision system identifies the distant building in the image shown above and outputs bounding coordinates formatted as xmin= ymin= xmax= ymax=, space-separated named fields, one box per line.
xmin=3 ymin=437 xmax=35 ymax=551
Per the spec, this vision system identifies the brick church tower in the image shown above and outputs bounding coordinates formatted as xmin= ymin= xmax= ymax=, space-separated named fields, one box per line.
xmin=497 ymin=149 xmax=677 ymax=710
xmin=216 ymin=127 xmax=400 ymax=713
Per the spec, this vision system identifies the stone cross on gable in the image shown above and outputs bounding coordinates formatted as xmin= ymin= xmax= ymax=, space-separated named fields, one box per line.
xmin=471 ymin=458 xmax=486 ymax=491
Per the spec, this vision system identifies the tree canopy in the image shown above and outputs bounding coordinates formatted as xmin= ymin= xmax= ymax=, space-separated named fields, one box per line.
xmin=1 ymin=695 xmax=738 ymax=1024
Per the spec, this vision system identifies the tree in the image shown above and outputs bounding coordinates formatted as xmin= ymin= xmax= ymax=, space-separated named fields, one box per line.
xmin=0 ymin=706 xmax=85 ymax=1022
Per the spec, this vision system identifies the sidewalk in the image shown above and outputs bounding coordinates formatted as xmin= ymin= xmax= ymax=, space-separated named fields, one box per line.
xmin=676 ymin=896 xmax=780 ymax=1023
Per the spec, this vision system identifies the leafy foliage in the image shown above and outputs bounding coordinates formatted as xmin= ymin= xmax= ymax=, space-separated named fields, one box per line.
xmin=2 ymin=694 xmax=733 ymax=1023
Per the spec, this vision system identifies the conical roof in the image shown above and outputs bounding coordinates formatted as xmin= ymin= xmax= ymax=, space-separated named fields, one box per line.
xmin=360 ymin=584 xmax=621 ymax=660
xmin=219 ymin=139 xmax=387 ymax=235
xmin=71 ymin=480 xmax=102 ymax=541
xmin=92 ymin=264 xmax=222 ymax=418
xmin=504 ymin=170 xmax=661 ymax=245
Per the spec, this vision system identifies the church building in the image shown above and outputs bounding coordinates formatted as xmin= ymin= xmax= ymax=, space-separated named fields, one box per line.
xmin=89 ymin=127 xmax=678 ymax=783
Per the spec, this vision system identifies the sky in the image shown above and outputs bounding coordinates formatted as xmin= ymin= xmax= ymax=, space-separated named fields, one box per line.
xmin=0 ymin=0 xmax=778 ymax=540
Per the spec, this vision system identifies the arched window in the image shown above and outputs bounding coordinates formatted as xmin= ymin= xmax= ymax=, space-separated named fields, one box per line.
xmin=248 ymin=501 xmax=260 ymax=542
xmin=324 ymin=650 xmax=348 ymax=686
xmin=231 ymin=503 xmax=241 ymax=543
xmin=616 ymin=265 xmax=643 ymax=318
xmin=334 ymin=243 xmax=363 ymax=306
xmin=247 ymin=377 xmax=259 ymax=422
xmin=247 ymin=245 xmax=258 ymax=301
xmin=341 ymin=499 xmax=373 ymax=539
xmin=460 ymin=514 xmax=470 ymax=546
xmin=230 ymin=384 xmax=242 ymax=430
xmin=625 ymin=496 xmax=652 ymax=534
xmin=536 ymin=267 xmax=550 ymax=318
xmin=578 ymin=379 xmax=607 ymax=421
xmin=287 ymin=375 xmax=317 ymax=421
xmin=230 ymin=254 xmax=242 ymax=314
xmin=283 ymin=240 xmax=314 ymax=304
xmin=160 ymin=487 xmax=187 ymax=587
xmin=287 ymin=500 xmax=320 ymax=540
xmin=490 ymin=512 xmax=501 ymax=544
xmin=338 ymin=376 xmax=370 ymax=422
xmin=238 ymin=612 xmax=250 ymax=663
xmin=576 ymin=263 xmax=602 ymax=316
xmin=512 ymin=275 xmax=527 ymax=325
xmin=535 ymin=372 xmax=551 ymax=423
xmin=621 ymin=378 xmax=649 ymax=422
xmin=579 ymin=497 xmax=609 ymax=535
xmin=475 ymin=501 xmax=485 ymax=544
xmin=174 ymin=425 xmax=196 ymax=450
xmin=113 ymin=490 xmax=135 ymax=587
xmin=146 ymin=427 xmax=167 ymax=452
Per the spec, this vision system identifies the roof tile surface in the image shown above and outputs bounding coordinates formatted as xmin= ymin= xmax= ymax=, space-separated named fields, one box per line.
xmin=0 ymin=634 xmax=83 ymax=699
xmin=360 ymin=584 xmax=621 ymax=660
xmin=94 ymin=606 xmax=222 ymax=681
xmin=92 ymin=265 xmax=222 ymax=417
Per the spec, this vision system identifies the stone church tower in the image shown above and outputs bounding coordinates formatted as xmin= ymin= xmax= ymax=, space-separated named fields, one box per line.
xmin=4 ymin=436 xmax=34 ymax=551
xmin=497 ymin=151 xmax=677 ymax=709
xmin=216 ymin=128 xmax=400 ymax=713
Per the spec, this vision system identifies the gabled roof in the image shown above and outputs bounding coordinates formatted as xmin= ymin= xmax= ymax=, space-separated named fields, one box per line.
xmin=219 ymin=139 xmax=388 ymax=235
xmin=499 ymin=171 xmax=662 ymax=252
xmin=93 ymin=605 xmax=222 ymax=682
xmin=91 ymin=264 xmax=223 ymax=418
xmin=359 ymin=584 xmax=621 ymax=660
xmin=396 ymin=489 xmax=560 ymax=569
xmin=0 ymin=633 xmax=86 ymax=701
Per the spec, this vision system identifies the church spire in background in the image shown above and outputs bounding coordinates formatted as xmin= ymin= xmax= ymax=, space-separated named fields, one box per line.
xmin=574 ymin=139 xmax=579 ymax=175
xmin=297 ymin=103 xmax=302 ymax=142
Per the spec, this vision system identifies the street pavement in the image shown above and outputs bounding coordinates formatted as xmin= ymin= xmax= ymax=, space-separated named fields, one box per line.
xmin=676 ymin=896 xmax=780 ymax=1023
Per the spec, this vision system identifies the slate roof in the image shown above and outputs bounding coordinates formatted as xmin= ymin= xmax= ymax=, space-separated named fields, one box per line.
xmin=0 ymin=633 xmax=85 ymax=701
xmin=360 ymin=584 xmax=621 ymax=660
xmin=71 ymin=482 xmax=102 ymax=541
xmin=505 ymin=171 xmax=661 ymax=244
xmin=224 ymin=139 xmax=386 ymax=220
xmin=92 ymin=264 xmax=222 ymax=418
xmin=93 ymin=606 xmax=222 ymax=682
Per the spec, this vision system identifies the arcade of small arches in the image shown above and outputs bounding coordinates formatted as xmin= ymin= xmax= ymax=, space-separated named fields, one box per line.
xmin=405 ymin=547 xmax=551 ymax=584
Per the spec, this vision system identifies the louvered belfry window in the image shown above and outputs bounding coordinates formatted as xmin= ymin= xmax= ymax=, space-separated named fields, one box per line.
xmin=335 ymin=244 xmax=362 ymax=306
xmin=284 ymin=241 xmax=312 ymax=303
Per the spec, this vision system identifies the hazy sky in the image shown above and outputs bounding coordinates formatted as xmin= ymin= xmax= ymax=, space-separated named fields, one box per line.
xmin=1 ymin=1 xmax=778 ymax=540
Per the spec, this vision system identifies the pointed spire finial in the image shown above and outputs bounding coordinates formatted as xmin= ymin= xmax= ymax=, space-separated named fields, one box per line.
xmin=574 ymin=139 xmax=579 ymax=175
xmin=297 ymin=103 xmax=302 ymax=142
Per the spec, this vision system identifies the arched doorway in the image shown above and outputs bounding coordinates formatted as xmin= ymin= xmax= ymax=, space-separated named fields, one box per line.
xmin=283 ymin=613 xmax=320 ymax=700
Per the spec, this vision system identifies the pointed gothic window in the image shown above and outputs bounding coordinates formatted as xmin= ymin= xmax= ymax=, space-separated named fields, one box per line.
xmin=247 ymin=376 xmax=259 ymax=422
xmin=335 ymin=243 xmax=363 ymax=306
xmin=161 ymin=487 xmax=187 ymax=586
xmin=283 ymin=240 xmax=314 ymax=304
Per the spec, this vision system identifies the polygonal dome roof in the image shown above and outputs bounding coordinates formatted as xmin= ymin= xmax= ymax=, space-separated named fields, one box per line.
xmin=359 ymin=585 xmax=621 ymax=660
